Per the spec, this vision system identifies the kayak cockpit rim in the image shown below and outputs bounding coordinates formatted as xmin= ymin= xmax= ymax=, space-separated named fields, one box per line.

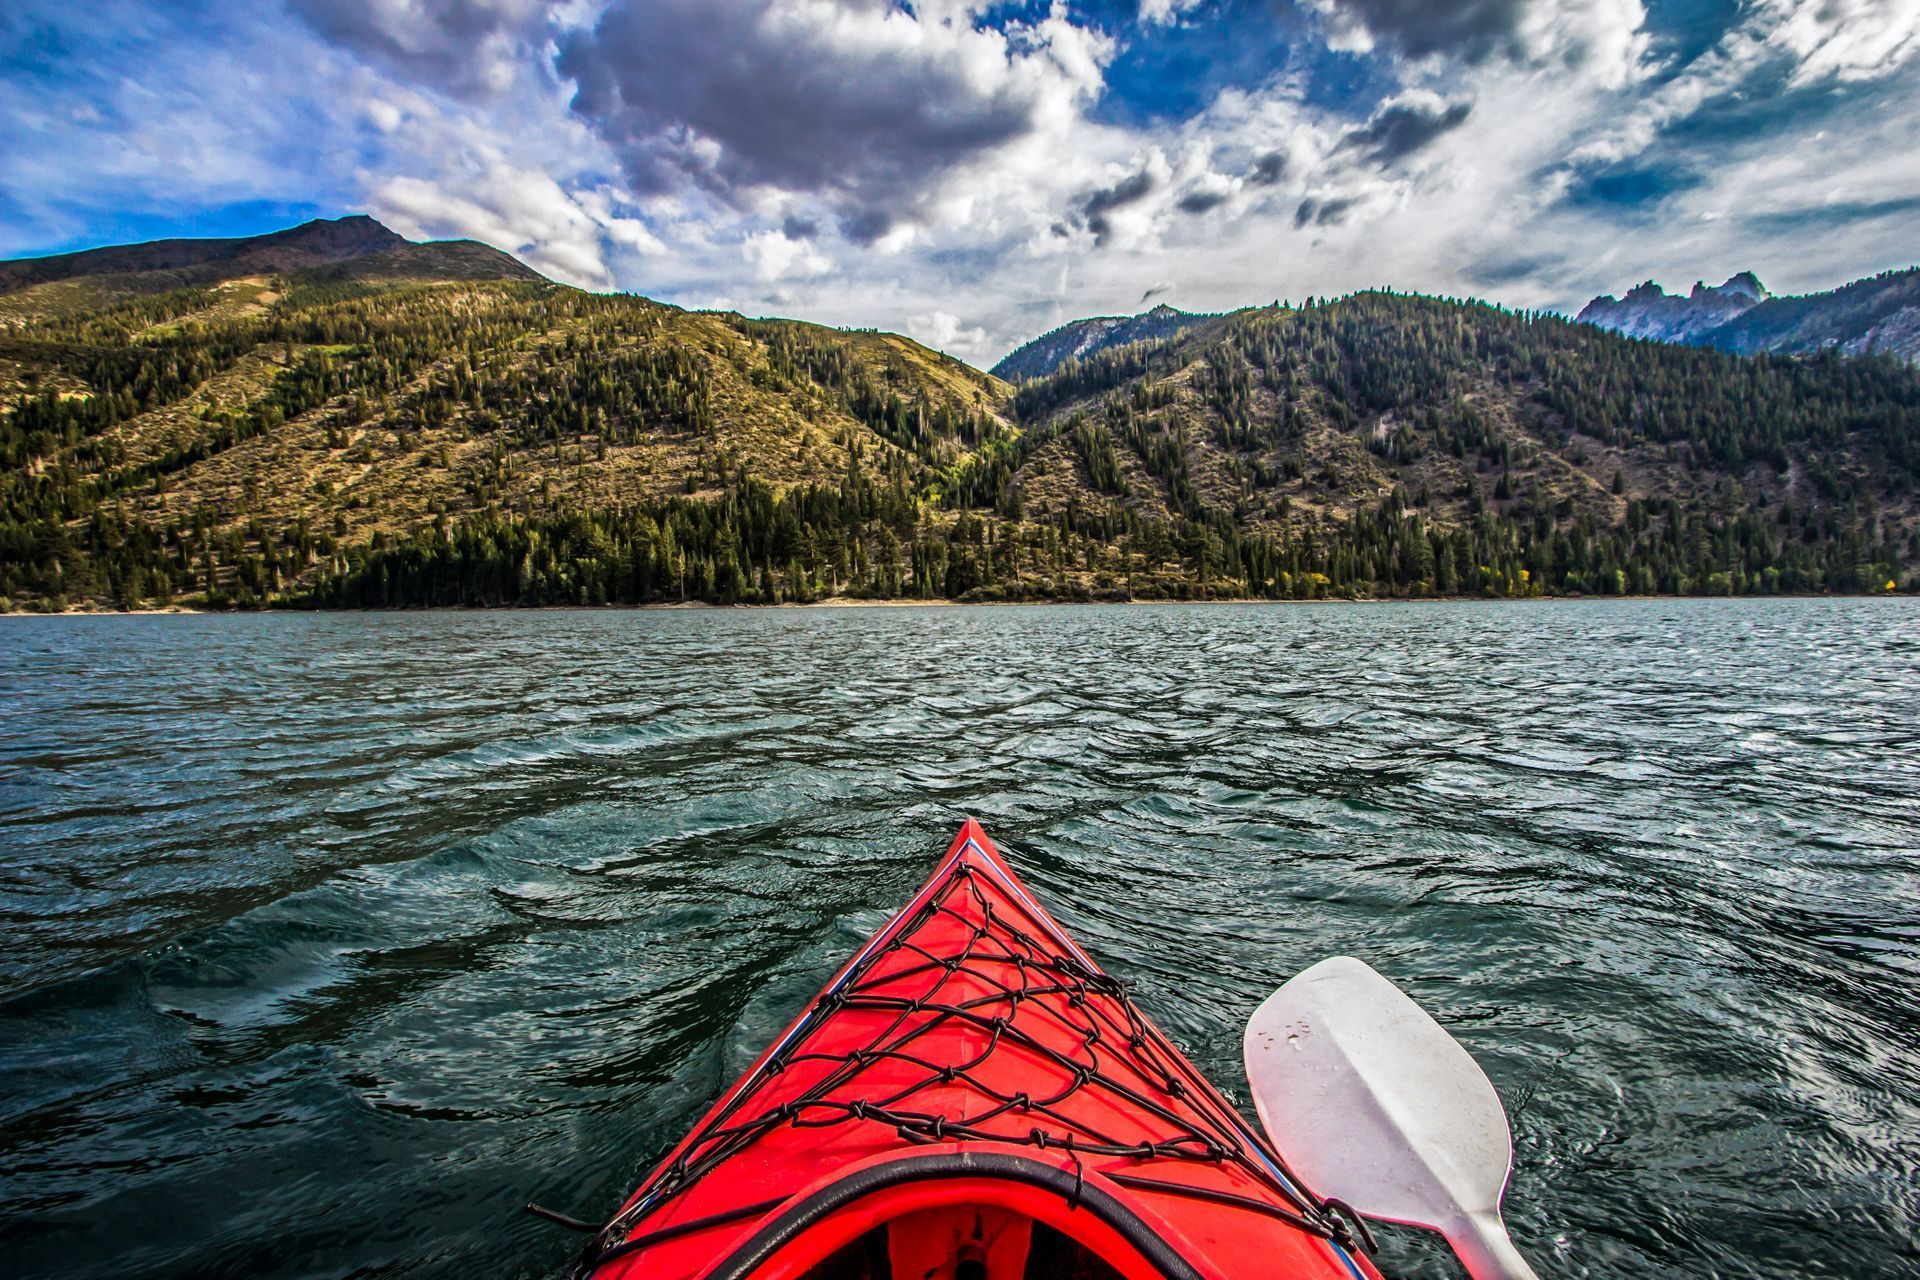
xmin=680 ymin=1152 xmax=1209 ymax=1280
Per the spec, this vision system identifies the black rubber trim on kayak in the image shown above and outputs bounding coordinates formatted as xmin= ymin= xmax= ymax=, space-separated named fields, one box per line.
xmin=1102 ymin=1171 xmax=1336 ymax=1240
xmin=698 ymin=1152 xmax=1208 ymax=1280
xmin=586 ymin=1195 xmax=792 ymax=1268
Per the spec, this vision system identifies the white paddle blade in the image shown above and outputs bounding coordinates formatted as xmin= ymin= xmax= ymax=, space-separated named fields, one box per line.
xmin=1244 ymin=956 xmax=1539 ymax=1280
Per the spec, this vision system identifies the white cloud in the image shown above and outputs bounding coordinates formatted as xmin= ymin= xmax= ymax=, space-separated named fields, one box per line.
xmin=363 ymin=97 xmax=405 ymax=132
xmin=909 ymin=309 xmax=990 ymax=357
xmin=576 ymin=187 xmax=666 ymax=255
xmin=1138 ymin=0 xmax=1207 ymax=26
xmin=287 ymin=0 xmax=563 ymax=97
xmin=1757 ymin=0 xmax=1920 ymax=85
xmin=1303 ymin=0 xmax=1651 ymax=89
xmin=557 ymin=0 xmax=1115 ymax=244
xmin=742 ymin=229 xmax=833 ymax=282
xmin=372 ymin=164 xmax=617 ymax=287
xmin=1561 ymin=0 xmax=1920 ymax=178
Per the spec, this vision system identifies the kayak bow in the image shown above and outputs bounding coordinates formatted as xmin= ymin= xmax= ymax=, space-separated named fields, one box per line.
xmin=571 ymin=819 xmax=1379 ymax=1280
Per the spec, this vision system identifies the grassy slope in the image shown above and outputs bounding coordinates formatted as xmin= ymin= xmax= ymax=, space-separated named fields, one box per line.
xmin=120 ymin=303 xmax=1010 ymax=555
xmin=0 ymin=268 xmax=1016 ymax=604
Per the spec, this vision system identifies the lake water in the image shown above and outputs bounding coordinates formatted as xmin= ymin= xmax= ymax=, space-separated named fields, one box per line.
xmin=1 ymin=601 xmax=1916 ymax=1279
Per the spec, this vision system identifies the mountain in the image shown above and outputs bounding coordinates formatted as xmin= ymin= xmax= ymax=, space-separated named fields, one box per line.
xmin=0 ymin=216 xmax=539 ymax=327
xmin=0 ymin=218 xmax=1017 ymax=610
xmin=2 ymin=219 xmax=1916 ymax=611
xmin=0 ymin=216 xmax=409 ymax=291
xmin=1576 ymin=272 xmax=1769 ymax=344
xmin=1578 ymin=267 xmax=1920 ymax=363
xmin=1701 ymin=268 xmax=1920 ymax=361
xmin=990 ymin=303 xmax=1213 ymax=381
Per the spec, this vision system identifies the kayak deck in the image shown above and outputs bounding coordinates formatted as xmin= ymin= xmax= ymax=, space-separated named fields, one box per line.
xmin=573 ymin=820 xmax=1374 ymax=1280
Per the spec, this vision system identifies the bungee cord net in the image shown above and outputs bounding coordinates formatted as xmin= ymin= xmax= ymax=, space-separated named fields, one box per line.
xmin=561 ymin=857 xmax=1370 ymax=1275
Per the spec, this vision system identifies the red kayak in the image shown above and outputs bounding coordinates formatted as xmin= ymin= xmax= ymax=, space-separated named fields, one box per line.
xmin=565 ymin=819 xmax=1380 ymax=1280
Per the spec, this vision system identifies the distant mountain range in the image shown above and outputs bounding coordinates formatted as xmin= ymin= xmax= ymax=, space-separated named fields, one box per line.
xmin=990 ymin=303 xmax=1214 ymax=380
xmin=0 ymin=215 xmax=537 ymax=325
xmin=1003 ymin=263 xmax=1920 ymax=380
xmin=1578 ymin=267 xmax=1920 ymax=363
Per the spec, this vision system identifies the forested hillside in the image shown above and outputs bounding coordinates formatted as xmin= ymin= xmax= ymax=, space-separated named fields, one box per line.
xmin=0 ymin=234 xmax=1012 ymax=609
xmin=991 ymin=303 xmax=1214 ymax=381
xmin=2 ymin=222 xmax=1917 ymax=610
xmin=984 ymin=295 xmax=1920 ymax=601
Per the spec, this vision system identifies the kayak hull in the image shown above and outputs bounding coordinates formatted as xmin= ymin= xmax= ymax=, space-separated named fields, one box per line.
xmin=576 ymin=819 xmax=1377 ymax=1280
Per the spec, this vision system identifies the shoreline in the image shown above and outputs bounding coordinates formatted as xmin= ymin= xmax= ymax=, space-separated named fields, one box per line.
xmin=4 ymin=591 xmax=1914 ymax=618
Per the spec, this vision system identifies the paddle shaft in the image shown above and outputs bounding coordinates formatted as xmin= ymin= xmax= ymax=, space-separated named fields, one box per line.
xmin=1445 ymin=1210 xmax=1541 ymax=1280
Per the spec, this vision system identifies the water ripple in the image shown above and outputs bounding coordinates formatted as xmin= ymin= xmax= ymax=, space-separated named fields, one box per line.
xmin=0 ymin=600 xmax=1916 ymax=1278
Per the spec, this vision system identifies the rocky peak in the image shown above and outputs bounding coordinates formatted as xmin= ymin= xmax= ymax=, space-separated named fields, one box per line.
xmin=1688 ymin=272 xmax=1767 ymax=303
xmin=1580 ymin=269 xmax=1770 ymax=345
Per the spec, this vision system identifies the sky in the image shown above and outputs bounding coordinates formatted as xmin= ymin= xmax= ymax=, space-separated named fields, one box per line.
xmin=1 ymin=0 xmax=1917 ymax=366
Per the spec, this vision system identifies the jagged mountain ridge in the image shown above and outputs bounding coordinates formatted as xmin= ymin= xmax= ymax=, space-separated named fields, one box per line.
xmin=990 ymin=303 xmax=1214 ymax=381
xmin=1577 ymin=272 xmax=1769 ymax=343
xmin=1579 ymin=266 xmax=1920 ymax=363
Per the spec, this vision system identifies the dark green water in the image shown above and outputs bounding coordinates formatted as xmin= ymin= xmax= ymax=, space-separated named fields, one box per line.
xmin=1 ymin=601 xmax=1916 ymax=1279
